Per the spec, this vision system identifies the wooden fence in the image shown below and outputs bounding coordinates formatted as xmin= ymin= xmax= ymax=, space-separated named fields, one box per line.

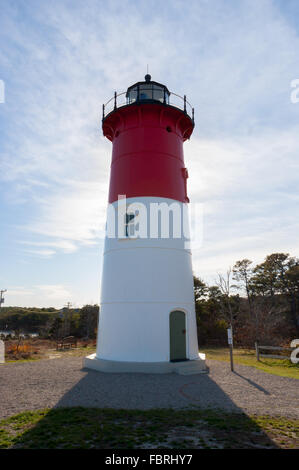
xmin=255 ymin=342 xmax=293 ymax=361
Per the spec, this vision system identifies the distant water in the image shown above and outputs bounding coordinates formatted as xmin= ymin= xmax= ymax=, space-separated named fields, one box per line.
xmin=0 ymin=331 xmax=15 ymax=337
xmin=0 ymin=331 xmax=39 ymax=338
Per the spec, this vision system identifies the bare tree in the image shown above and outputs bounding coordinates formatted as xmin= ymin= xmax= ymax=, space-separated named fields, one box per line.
xmin=216 ymin=268 xmax=236 ymax=371
xmin=216 ymin=268 xmax=234 ymax=328
xmin=233 ymin=259 xmax=259 ymax=342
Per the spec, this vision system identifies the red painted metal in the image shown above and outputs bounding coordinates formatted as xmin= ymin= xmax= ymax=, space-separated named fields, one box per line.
xmin=102 ymin=102 xmax=194 ymax=204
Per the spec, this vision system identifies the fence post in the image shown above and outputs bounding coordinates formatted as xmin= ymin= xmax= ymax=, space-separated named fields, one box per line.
xmin=255 ymin=341 xmax=260 ymax=361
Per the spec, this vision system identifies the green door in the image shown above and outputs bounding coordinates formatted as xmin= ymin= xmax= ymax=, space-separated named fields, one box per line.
xmin=169 ymin=310 xmax=187 ymax=361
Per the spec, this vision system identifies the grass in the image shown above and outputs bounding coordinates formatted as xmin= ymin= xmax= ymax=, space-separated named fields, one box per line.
xmin=202 ymin=347 xmax=299 ymax=380
xmin=4 ymin=345 xmax=299 ymax=380
xmin=0 ymin=407 xmax=298 ymax=449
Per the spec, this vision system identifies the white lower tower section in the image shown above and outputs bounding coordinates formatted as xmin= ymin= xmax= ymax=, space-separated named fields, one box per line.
xmin=84 ymin=197 xmax=206 ymax=374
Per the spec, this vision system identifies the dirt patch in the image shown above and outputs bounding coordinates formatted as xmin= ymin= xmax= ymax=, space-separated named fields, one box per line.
xmin=4 ymin=338 xmax=96 ymax=361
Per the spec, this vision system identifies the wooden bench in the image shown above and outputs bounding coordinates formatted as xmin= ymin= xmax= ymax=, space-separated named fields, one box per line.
xmin=56 ymin=336 xmax=77 ymax=350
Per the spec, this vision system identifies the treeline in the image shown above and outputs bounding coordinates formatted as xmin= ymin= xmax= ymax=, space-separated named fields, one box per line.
xmin=0 ymin=305 xmax=99 ymax=340
xmin=195 ymin=252 xmax=299 ymax=346
xmin=1 ymin=252 xmax=298 ymax=347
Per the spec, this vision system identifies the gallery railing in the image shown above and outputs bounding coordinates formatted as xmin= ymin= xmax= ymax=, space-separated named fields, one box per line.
xmin=102 ymin=88 xmax=194 ymax=124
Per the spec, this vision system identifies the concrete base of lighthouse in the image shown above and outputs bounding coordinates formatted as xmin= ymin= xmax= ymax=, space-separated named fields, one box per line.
xmin=83 ymin=353 xmax=207 ymax=375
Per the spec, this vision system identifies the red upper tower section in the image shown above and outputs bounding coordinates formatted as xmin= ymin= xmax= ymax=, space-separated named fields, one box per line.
xmin=102 ymin=75 xmax=194 ymax=204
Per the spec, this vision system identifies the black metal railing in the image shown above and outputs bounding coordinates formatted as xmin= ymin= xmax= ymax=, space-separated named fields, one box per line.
xmin=102 ymin=87 xmax=194 ymax=123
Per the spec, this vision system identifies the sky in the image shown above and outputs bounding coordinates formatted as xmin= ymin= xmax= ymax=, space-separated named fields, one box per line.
xmin=0 ymin=0 xmax=298 ymax=307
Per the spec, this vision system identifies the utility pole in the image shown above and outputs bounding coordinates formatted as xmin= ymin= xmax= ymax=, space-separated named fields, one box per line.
xmin=0 ymin=290 xmax=7 ymax=310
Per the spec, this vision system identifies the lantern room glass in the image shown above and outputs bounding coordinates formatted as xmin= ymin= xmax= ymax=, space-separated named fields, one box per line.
xmin=127 ymin=83 xmax=170 ymax=105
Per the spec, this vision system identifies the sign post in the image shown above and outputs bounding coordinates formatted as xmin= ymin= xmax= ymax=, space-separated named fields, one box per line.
xmin=227 ymin=327 xmax=234 ymax=372
xmin=0 ymin=340 xmax=4 ymax=363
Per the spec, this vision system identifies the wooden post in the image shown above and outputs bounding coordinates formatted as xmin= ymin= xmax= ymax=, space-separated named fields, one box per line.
xmin=255 ymin=341 xmax=260 ymax=361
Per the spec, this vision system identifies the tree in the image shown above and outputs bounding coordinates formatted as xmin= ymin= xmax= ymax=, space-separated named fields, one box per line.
xmin=233 ymin=258 xmax=263 ymax=341
xmin=194 ymin=284 xmax=228 ymax=346
xmin=285 ymin=263 xmax=299 ymax=331
xmin=49 ymin=316 xmax=63 ymax=339
xmin=193 ymin=276 xmax=208 ymax=302
xmin=252 ymin=253 xmax=290 ymax=298
xmin=216 ymin=268 xmax=239 ymax=370
xmin=216 ymin=268 xmax=235 ymax=328
xmin=233 ymin=259 xmax=254 ymax=314
xmin=79 ymin=305 xmax=99 ymax=339
xmin=252 ymin=253 xmax=299 ymax=332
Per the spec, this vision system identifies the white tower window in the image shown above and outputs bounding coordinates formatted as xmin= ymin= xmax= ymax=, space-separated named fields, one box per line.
xmin=125 ymin=212 xmax=136 ymax=238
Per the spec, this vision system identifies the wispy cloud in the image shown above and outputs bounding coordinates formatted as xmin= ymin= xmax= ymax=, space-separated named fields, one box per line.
xmin=20 ymin=240 xmax=78 ymax=254
xmin=5 ymin=284 xmax=73 ymax=307
xmin=23 ymin=249 xmax=57 ymax=258
xmin=7 ymin=287 xmax=35 ymax=297
xmin=35 ymin=284 xmax=72 ymax=299
xmin=0 ymin=0 xmax=298 ymax=304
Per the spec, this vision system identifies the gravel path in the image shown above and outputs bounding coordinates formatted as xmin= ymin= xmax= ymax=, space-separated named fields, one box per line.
xmin=0 ymin=357 xmax=298 ymax=420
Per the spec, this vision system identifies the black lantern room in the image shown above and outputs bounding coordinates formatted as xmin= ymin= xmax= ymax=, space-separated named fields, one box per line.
xmin=126 ymin=74 xmax=170 ymax=105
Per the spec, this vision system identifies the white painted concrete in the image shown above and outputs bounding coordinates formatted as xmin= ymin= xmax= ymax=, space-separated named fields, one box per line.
xmin=92 ymin=197 xmax=201 ymax=367
xmin=84 ymin=353 xmax=207 ymax=374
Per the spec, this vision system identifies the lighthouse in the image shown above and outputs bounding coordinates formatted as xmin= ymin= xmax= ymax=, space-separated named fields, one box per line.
xmin=84 ymin=75 xmax=206 ymax=374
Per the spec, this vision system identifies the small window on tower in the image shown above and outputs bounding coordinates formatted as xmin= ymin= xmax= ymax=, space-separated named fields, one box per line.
xmin=125 ymin=212 xmax=136 ymax=237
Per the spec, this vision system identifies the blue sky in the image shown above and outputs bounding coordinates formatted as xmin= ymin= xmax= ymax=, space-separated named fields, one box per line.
xmin=0 ymin=0 xmax=298 ymax=307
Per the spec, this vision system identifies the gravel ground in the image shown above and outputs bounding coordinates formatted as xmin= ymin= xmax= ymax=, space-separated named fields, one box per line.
xmin=0 ymin=357 xmax=298 ymax=420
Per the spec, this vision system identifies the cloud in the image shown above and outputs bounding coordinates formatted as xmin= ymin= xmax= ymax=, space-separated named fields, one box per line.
xmin=4 ymin=284 xmax=73 ymax=308
xmin=23 ymin=249 xmax=57 ymax=258
xmin=35 ymin=284 xmax=72 ymax=299
xmin=20 ymin=240 xmax=78 ymax=254
xmin=10 ymin=126 xmax=299 ymax=260
xmin=0 ymin=0 xmax=299 ymax=305
xmin=6 ymin=287 xmax=35 ymax=297
xmin=20 ymin=179 xmax=108 ymax=256
xmin=186 ymin=128 xmax=299 ymax=280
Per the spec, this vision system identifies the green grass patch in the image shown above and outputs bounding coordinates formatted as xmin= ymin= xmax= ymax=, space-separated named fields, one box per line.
xmin=0 ymin=407 xmax=298 ymax=449
xmin=5 ymin=357 xmax=41 ymax=364
xmin=203 ymin=347 xmax=299 ymax=379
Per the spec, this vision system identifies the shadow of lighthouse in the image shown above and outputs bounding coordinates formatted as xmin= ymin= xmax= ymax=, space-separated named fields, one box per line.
xmin=12 ymin=366 xmax=277 ymax=448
